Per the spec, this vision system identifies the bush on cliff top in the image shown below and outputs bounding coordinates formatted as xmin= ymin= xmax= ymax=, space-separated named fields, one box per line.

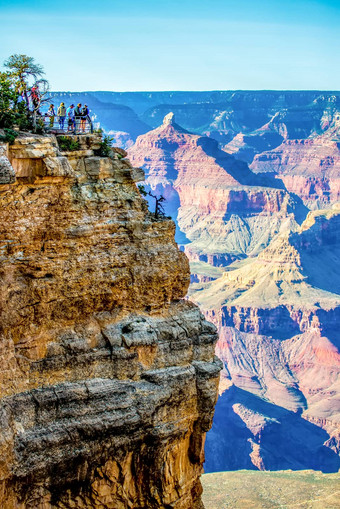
xmin=0 ymin=54 xmax=49 ymax=132
xmin=0 ymin=72 xmax=34 ymax=131
xmin=57 ymin=136 xmax=80 ymax=151
xmin=94 ymin=135 xmax=114 ymax=157
xmin=0 ymin=127 xmax=18 ymax=145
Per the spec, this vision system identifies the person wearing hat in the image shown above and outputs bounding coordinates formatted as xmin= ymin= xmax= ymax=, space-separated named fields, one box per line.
xmin=66 ymin=104 xmax=75 ymax=132
xmin=57 ymin=102 xmax=66 ymax=130
xmin=80 ymin=104 xmax=89 ymax=133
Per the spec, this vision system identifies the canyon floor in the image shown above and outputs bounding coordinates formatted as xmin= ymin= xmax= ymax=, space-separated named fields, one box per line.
xmin=201 ymin=470 xmax=340 ymax=509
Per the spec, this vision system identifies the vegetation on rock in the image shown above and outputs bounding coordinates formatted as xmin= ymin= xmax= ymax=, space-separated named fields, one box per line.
xmin=0 ymin=127 xmax=18 ymax=145
xmin=94 ymin=134 xmax=114 ymax=157
xmin=57 ymin=135 xmax=81 ymax=151
xmin=0 ymin=54 xmax=49 ymax=132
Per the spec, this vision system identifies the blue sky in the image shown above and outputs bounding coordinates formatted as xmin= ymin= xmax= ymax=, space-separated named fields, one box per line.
xmin=1 ymin=0 xmax=339 ymax=91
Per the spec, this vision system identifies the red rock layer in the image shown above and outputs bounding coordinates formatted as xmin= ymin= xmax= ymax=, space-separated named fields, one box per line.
xmin=250 ymin=138 xmax=340 ymax=208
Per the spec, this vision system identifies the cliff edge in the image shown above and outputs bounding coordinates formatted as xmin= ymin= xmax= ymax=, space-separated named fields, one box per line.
xmin=0 ymin=133 xmax=221 ymax=508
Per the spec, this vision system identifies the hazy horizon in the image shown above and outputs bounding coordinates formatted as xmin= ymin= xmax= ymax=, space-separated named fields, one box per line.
xmin=51 ymin=88 xmax=340 ymax=93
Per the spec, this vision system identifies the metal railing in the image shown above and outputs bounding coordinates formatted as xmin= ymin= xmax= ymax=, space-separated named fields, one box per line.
xmin=42 ymin=115 xmax=93 ymax=135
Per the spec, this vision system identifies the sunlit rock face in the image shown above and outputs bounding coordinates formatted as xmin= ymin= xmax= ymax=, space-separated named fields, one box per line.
xmin=0 ymin=133 xmax=221 ymax=508
xmin=221 ymin=97 xmax=340 ymax=211
xmin=250 ymin=136 xmax=340 ymax=209
xmin=128 ymin=114 xmax=304 ymax=265
xmin=192 ymin=209 xmax=340 ymax=472
xmin=128 ymin=115 xmax=340 ymax=473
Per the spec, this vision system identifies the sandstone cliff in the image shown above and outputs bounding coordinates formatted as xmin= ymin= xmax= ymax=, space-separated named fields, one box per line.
xmin=128 ymin=114 xmax=304 ymax=269
xmin=127 ymin=115 xmax=340 ymax=473
xmin=0 ymin=133 xmax=221 ymax=508
xmin=191 ymin=208 xmax=340 ymax=472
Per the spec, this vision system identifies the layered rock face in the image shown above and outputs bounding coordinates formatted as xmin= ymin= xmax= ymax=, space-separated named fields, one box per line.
xmin=128 ymin=114 xmax=303 ymax=267
xmin=0 ymin=133 xmax=221 ymax=508
xmin=192 ymin=208 xmax=340 ymax=472
xmin=250 ymin=136 xmax=340 ymax=208
xmin=138 ymin=92 xmax=340 ymax=143
xmin=127 ymin=114 xmax=340 ymax=473
xmin=223 ymin=126 xmax=284 ymax=164
xmin=224 ymin=102 xmax=340 ymax=209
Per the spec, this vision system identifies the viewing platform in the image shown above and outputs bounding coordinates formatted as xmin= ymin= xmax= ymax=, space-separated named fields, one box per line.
xmin=42 ymin=116 xmax=94 ymax=135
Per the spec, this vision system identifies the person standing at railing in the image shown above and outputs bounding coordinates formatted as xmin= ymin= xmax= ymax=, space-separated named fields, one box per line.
xmin=66 ymin=104 xmax=75 ymax=132
xmin=80 ymin=104 xmax=89 ymax=133
xmin=47 ymin=104 xmax=55 ymax=128
xmin=74 ymin=103 xmax=82 ymax=133
xmin=57 ymin=102 xmax=66 ymax=130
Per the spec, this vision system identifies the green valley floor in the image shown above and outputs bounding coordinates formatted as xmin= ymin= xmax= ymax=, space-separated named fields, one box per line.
xmin=201 ymin=470 xmax=340 ymax=509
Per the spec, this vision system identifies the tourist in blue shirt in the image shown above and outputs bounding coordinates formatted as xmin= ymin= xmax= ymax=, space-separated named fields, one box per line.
xmin=66 ymin=104 xmax=75 ymax=132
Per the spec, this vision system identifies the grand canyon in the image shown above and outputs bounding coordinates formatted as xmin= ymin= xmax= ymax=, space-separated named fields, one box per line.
xmin=124 ymin=91 xmax=339 ymax=473
xmin=0 ymin=132 xmax=221 ymax=507
xmin=1 ymin=89 xmax=339 ymax=507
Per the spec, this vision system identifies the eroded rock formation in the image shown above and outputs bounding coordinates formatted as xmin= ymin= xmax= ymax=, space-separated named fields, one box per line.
xmin=250 ymin=136 xmax=340 ymax=209
xmin=192 ymin=208 xmax=340 ymax=472
xmin=127 ymin=115 xmax=340 ymax=473
xmin=128 ymin=114 xmax=304 ymax=268
xmin=0 ymin=133 xmax=221 ymax=508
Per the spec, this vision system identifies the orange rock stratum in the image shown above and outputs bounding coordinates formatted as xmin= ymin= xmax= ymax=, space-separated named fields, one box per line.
xmin=0 ymin=133 xmax=221 ymax=508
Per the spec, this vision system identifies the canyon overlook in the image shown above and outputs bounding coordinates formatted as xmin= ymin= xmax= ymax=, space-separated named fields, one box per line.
xmin=0 ymin=87 xmax=339 ymax=506
xmin=128 ymin=111 xmax=340 ymax=472
xmin=0 ymin=133 xmax=221 ymax=508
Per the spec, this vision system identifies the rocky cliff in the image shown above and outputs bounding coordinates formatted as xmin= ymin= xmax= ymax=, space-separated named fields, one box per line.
xmin=128 ymin=114 xmax=304 ymax=268
xmin=127 ymin=115 xmax=340 ymax=473
xmin=0 ymin=133 xmax=221 ymax=508
xmin=191 ymin=208 xmax=340 ymax=472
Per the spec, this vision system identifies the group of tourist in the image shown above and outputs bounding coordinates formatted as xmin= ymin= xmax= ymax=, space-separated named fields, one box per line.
xmin=46 ymin=102 xmax=90 ymax=132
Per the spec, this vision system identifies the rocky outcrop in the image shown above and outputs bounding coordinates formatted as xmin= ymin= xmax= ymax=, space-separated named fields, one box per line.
xmin=250 ymin=137 xmax=340 ymax=208
xmin=0 ymin=134 xmax=221 ymax=508
xmin=128 ymin=114 xmax=304 ymax=267
xmin=190 ymin=209 xmax=340 ymax=472
xmin=223 ymin=125 xmax=283 ymax=164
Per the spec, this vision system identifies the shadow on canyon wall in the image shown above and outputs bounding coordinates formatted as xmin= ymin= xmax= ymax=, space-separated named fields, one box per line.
xmin=205 ymin=385 xmax=340 ymax=474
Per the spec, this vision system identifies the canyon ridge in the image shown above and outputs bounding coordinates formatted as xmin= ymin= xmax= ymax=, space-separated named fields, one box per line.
xmin=126 ymin=93 xmax=340 ymax=472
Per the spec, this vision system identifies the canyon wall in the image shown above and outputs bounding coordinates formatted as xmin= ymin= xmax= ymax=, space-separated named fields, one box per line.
xmin=128 ymin=115 xmax=340 ymax=473
xmin=195 ymin=209 xmax=340 ymax=472
xmin=128 ymin=113 xmax=303 ymax=265
xmin=49 ymin=91 xmax=340 ymax=150
xmin=0 ymin=133 xmax=221 ymax=508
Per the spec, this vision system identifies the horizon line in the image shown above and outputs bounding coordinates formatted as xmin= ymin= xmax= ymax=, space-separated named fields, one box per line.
xmin=50 ymin=89 xmax=340 ymax=94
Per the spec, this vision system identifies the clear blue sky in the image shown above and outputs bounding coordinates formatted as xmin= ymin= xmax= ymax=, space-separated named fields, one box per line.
xmin=1 ymin=0 xmax=339 ymax=91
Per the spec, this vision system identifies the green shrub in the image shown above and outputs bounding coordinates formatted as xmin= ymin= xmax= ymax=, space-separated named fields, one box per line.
xmin=138 ymin=184 xmax=147 ymax=196
xmin=0 ymin=127 xmax=18 ymax=144
xmin=57 ymin=136 xmax=80 ymax=151
xmin=94 ymin=135 xmax=114 ymax=157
